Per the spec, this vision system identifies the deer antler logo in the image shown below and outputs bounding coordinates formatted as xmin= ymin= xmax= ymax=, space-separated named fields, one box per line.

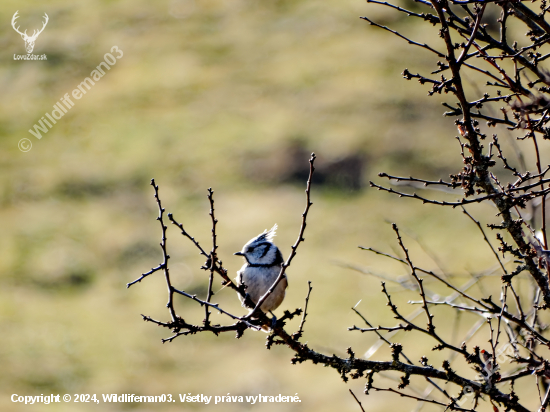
xmin=12 ymin=11 xmax=49 ymax=54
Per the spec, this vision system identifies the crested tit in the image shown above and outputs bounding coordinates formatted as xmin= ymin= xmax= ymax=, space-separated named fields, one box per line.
xmin=234 ymin=224 xmax=287 ymax=315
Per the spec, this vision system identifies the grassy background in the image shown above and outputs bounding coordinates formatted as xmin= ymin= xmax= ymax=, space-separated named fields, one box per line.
xmin=1 ymin=0 xmax=550 ymax=411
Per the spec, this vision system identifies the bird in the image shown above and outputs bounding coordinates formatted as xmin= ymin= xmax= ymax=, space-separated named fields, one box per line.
xmin=234 ymin=224 xmax=287 ymax=326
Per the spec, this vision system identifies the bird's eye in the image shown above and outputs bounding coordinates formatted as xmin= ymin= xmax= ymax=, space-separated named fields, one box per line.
xmin=246 ymin=247 xmax=252 ymax=253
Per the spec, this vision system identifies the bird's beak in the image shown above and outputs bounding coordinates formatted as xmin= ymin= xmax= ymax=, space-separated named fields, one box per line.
xmin=234 ymin=252 xmax=244 ymax=256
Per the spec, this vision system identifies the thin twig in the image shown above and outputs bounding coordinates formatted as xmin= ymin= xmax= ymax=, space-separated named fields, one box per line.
xmin=292 ymin=281 xmax=313 ymax=341
xmin=360 ymin=16 xmax=445 ymax=57
xmin=152 ymin=179 xmax=176 ymax=322
xmin=461 ymin=206 xmax=507 ymax=274
xmin=205 ymin=188 xmax=217 ymax=326
xmin=349 ymin=389 xmax=366 ymax=412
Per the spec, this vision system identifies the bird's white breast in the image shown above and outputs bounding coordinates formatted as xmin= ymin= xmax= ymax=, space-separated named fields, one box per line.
xmin=237 ymin=263 xmax=287 ymax=313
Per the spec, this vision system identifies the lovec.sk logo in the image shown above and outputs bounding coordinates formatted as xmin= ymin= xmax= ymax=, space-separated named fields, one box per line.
xmin=12 ymin=11 xmax=48 ymax=60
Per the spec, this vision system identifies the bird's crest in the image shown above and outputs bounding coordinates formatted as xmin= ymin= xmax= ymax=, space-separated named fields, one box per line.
xmin=254 ymin=224 xmax=277 ymax=243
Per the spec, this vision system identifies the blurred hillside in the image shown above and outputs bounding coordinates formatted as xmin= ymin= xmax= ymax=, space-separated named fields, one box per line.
xmin=1 ymin=0 xmax=548 ymax=411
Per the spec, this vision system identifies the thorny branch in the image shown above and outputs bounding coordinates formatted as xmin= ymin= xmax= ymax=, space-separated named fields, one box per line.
xmin=358 ymin=0 xmax=550 ymax=409
xmin=130 ymin=0 xmax=550 ymax=411
xmin=369 ymin=0 xmax=550 ymax=309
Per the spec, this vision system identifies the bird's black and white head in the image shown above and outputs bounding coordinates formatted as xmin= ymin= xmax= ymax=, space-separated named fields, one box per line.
xmin=234 ymin=224 xmax=284 ymax=267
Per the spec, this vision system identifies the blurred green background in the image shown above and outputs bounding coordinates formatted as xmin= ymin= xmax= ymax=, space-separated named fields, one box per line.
xmin=2 ymin=0 xmax=549 ymax=411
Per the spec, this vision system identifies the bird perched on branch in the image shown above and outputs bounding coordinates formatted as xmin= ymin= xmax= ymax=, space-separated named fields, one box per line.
xmin=234 ymin=224 xmax=287 ymax=320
